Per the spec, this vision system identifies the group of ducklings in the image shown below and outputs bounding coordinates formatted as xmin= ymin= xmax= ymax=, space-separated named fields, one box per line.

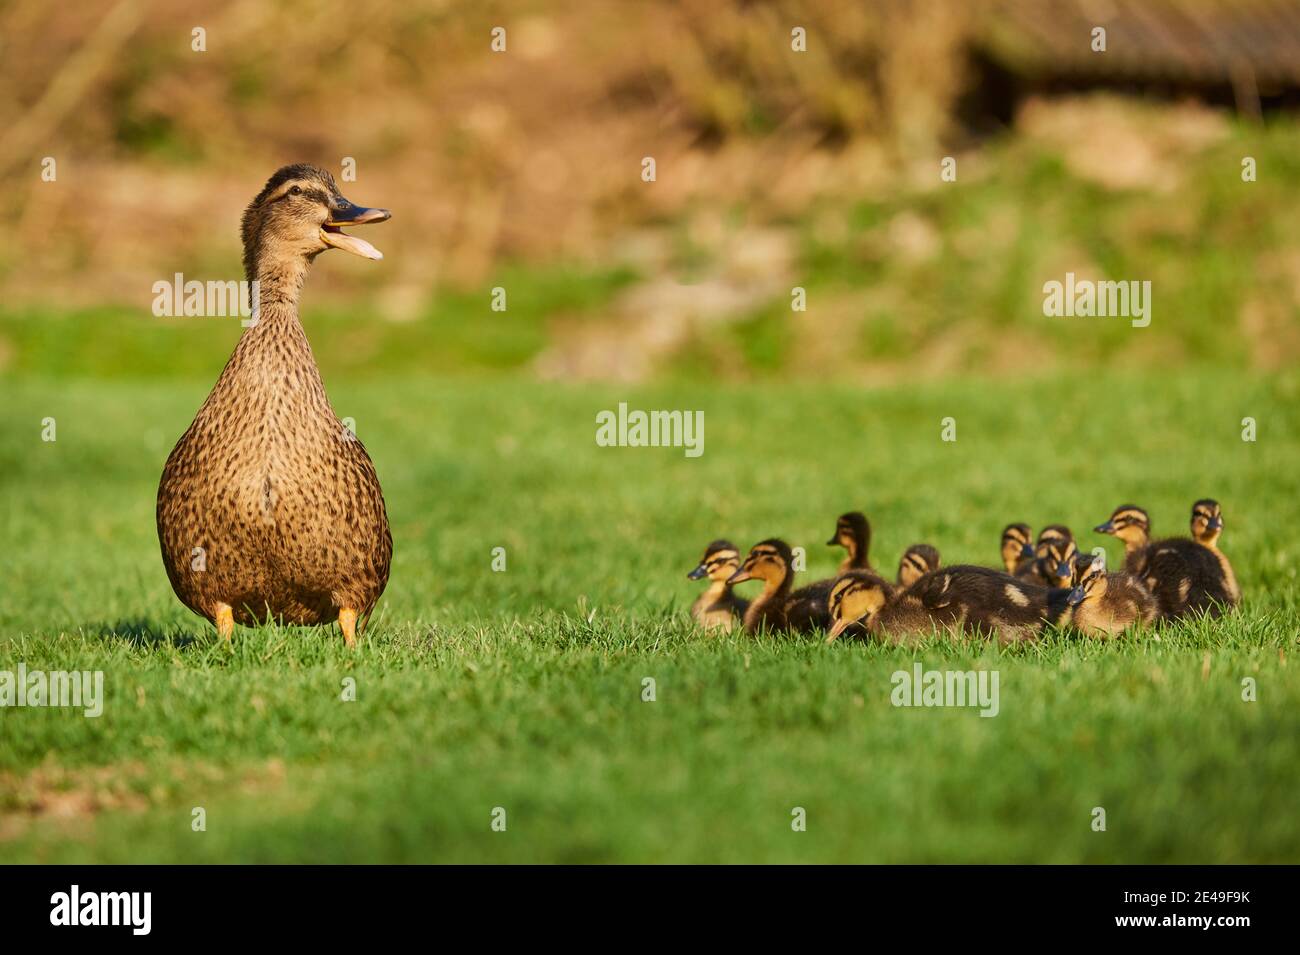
xmin=686 ymin=500 xmax=1238 ymax=644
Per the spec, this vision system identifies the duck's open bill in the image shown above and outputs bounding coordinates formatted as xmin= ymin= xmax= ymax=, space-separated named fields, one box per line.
xmin=321 ymin=201 xmax=390 ymax=260
xmin=827 ymin=617 xmax=850 ymax=640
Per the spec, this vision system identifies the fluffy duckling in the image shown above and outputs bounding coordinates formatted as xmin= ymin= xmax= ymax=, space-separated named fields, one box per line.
xmin=1092 ymin=505 xmax=1152 ymax=573
xmin=686 ymin=540 xmax=749 ymax=632
xmin=826 ymin=570 xmax=922 ymax=643
xmin=897 ymin=544 xmax=941 ymax=588
xmin=1015 ymin=526 xmax=1077 ymax=588
xmin=827 ymin=511 xmax=873 ymax=572
xmin=1062 ymin=555 xmax=1157 ymax=638
xmin=1094 ymin=502 xmax=1235 ymax=619
xmin=1191 ymin=499 xmax=1240 ymax=605
xmin=1000 ymin=523 xmax=1034 ymax=573
xmin=829 ymin=565 xmax=1068 ymax=645
xmin=728 ymin=539 xmax=835 ymax=634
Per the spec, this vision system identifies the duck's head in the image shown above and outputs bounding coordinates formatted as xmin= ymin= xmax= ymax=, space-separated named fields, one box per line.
xmin=1190 ymin=499 xmax=1224 ymax=546
xmin=1041 ymin=535 xmax=1079 ymax=589
xmin=897 ymin=543 xmax=940 ymax=588
xmin=1094 ymin=505 xmax=1150 ymax=549
xmin=1036 ymin=524 xmax=1073 ymax=553
xmin=1071 ymin=550 xmax=1102 ymax=585
xmin=241 ymin=164 xmax=390 ymax=278
xmin=727 ymin=539 xmax=793 ymax=589
xmin=1000 ymin=523 xmax=1034 ymax=572
xmin=827 ymin=570 xmax=892 ymax=641
xmin=1067 ymin=555 xmax=1108 ymax=607
xmin=687 ymin=540 xmax=743 ymax=583
xmin=827 ymin=511 xmax=871 ymax=565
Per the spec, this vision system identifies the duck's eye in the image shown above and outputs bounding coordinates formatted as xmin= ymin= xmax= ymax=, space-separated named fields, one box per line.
xmin=289 ymin=185 xmax=301 ymax=196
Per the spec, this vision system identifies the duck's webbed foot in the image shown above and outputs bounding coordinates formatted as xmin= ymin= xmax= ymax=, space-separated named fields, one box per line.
xmin=215 ymin=603 xmax=234 ymax=642
xmin=339 ymin=607 xmax=358 ymax=649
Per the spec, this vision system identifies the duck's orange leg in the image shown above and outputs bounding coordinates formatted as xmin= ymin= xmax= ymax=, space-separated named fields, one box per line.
xmin=214 ymin=603 xmax=234 ymax=642
xmin=339 ymin=607 xmax=358 ymax=649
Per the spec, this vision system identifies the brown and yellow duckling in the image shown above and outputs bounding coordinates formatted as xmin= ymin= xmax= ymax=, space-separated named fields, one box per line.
xmin=1015 ymin=525 xmax=1077 ymax=589
xmin=686 ymin=540 xmax=749 ymax=632
xmin=1093 ymin=505 xmax=1154 ymax=573
xmin=728 ymin=539 xmax=836 ymax=634
xmin=1094 ymin=501 xmax=1236 ymax=619
xmin=897 ymin=543 xmax=941 ymax=588
xmin=156 ymin=164 xmax=392 ymax=647
xmin=1000 ymin=523 xmax=1034 ymax=573
xmin=828 ymin=565 xmax=1069 ymax=645
xmin=1190 ymin=499 xmax=1240 ymax=605
xmin=825 ymin=570 xmax=924 ymax=644
xmin=1061 ymin=555 xmax=1157 ymax=638
xmin=827 ymin=511 xmax=873 ymax=572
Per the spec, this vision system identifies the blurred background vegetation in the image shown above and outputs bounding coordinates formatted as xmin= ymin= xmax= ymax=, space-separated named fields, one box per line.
xmin=2 ymin=0 xmax=1299 ymax=382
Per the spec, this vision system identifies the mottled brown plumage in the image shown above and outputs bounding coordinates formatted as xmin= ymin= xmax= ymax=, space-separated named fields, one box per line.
xmin=157 ymin=164 xmax=393 ymax=644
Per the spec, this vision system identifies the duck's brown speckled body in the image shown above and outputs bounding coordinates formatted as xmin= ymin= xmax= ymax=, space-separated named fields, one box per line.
xmin=157 ymin=164 xmax=393 ymax=644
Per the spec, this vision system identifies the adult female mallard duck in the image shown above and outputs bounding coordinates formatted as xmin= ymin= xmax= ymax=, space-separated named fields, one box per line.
xmin=156 ymin=164 xmax=393 ymax=647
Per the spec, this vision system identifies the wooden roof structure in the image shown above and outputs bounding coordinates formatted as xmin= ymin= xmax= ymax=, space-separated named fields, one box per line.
xmin=978 ymin=0 xmax=1300 ymax=103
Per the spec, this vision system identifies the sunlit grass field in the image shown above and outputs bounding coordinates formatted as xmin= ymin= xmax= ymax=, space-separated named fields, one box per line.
xmin=1 ymin=364 xmax=1297 ymax=863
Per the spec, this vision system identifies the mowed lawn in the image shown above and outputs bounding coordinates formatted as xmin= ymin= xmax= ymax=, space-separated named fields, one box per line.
xmin=1 ymin=369 xmax=1298 ymax=863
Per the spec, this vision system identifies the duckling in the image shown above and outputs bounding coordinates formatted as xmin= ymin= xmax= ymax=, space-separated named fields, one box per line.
xmin=897 ymin=543 xmax=941 ymax=588
xmin=1061 ymin=555 xmax=1157 ymax=638
xmin=829 ymin=565 xmax=1068 ymax=645
xmin=1092 ymin=505 xmax=1151 ymax=573
xmin=686 ymin=540 xmax=749 ymax=632
xmin=728 ymin=539 xmax=836 ymax=634
xmin=1000 ymin=523 xmax=1034 ymax=573
xmin=1191 ymin=499 xmax=1240 ymax=605
xmin=1094 ymin=502 xmax=1235 ymax=619
xmin=826 ymin=570 xmax=922 ymax=644
xmin=1015 ymin=526 xmax=1077 ymax=588
xmin=827 ymin=511 xmax=873 ymax=572
xmin=157 ymin=164 xmax=392 ymax=647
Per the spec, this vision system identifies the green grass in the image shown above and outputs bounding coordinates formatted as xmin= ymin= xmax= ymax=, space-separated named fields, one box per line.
xmin=1 ymin=368 xmax=1298 ymax=862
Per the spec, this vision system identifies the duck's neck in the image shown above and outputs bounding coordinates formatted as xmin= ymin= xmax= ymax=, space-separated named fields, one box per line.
xmin=844 ymin=528 xmax=870 ymax=570
xmin=701 ymin=579 xmax=731 ymax=605
xmin=759 ymin=571 xmax=792 ymax=601
xmin=248 ymin=252 xmax=311 ymax=315
xmin=205 ymin=253 xmax=326 ymax=405
xmin=1123 ymin=529 xmax=1149 ymax=556
xmin=233 ymin=255 xmax=321 ymax=362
